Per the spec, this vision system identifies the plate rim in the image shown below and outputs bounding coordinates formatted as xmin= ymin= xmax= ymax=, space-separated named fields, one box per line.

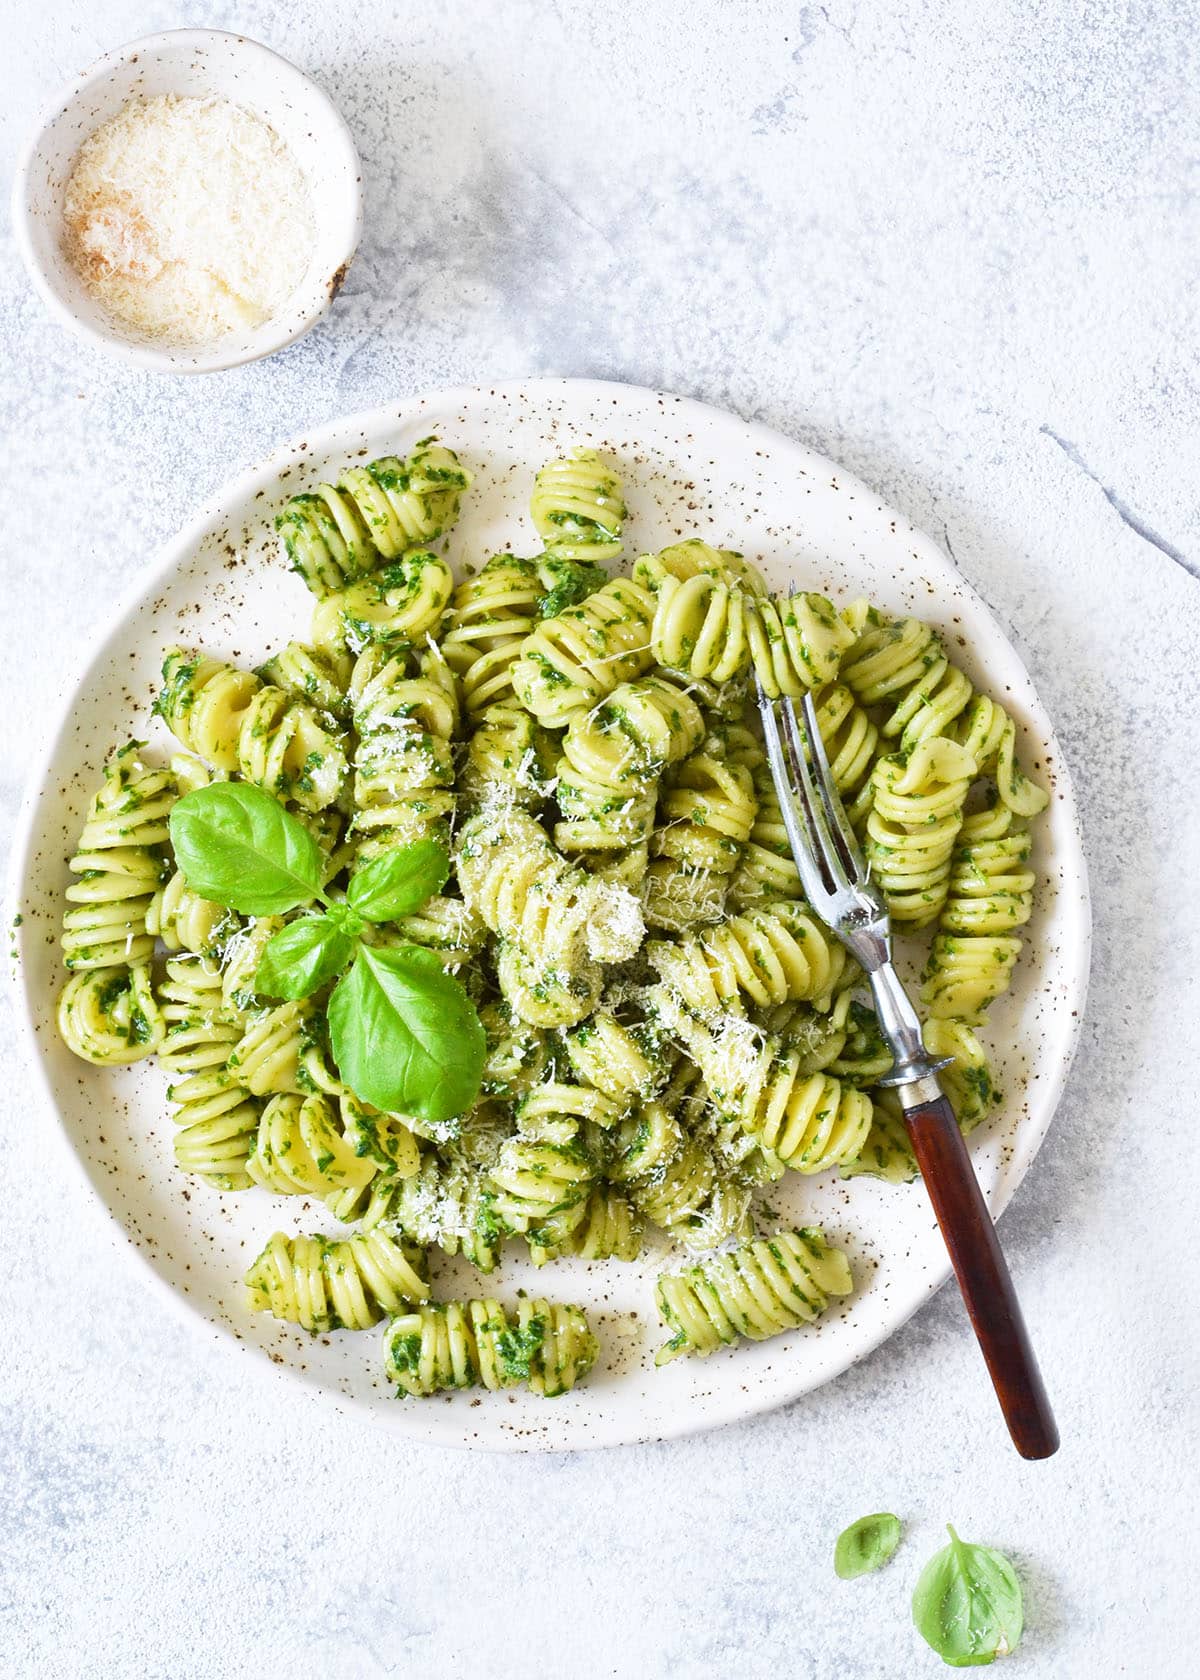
xmin=7 ymin=376 xmax=1092 ymax=1451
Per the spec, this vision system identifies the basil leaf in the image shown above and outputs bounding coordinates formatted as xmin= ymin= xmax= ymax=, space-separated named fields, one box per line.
xmin=169 ymin=783 xmax=323 ymax=915
xmin=255 ymin=915 xmax=358 ymax=1000
xmin=346 ymin=840 xmax=450 ymax=923
xmin=834 ymin=1513 xmax=902 ymax=1580
xmin=328 ymin=943 xmax=485 ymax=1122
xmin=324 ymin=900 xmax=367 ymax=939
xmin=912 ymin=1525 xmax=1024 ymax=1667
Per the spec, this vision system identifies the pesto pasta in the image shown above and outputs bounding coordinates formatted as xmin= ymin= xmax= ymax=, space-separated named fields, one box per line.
xmin=384 ymin=1297 xmax=598 ymax=1397
xmin=654 ymin=1228 xmax=853 ymax=1362
xmin=51 ymin=430 xmax=1051 ymax=1400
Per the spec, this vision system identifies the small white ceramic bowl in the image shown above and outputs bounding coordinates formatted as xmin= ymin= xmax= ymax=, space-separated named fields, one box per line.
xmin=11 ymin=29 xmax=363 ymax=374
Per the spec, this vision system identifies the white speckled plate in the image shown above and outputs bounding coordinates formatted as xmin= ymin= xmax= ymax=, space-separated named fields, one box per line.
xmin=10 ymin=379 xmax=1090 ymax=1451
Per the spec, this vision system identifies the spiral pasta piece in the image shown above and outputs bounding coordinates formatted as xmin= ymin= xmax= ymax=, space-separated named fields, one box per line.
xmin=530 ymin=449 xmax=625 ymax=560
xmin=824 ymin=997 xmax=895 ymax=1086
xmin=441 ymin=554 xmax=543 ymax=714
xmin=626 ymin=1126 xmax=752 ymax=1249
xmin=840 ymin=613 xmax=943 ymax=708
xmin=229 ymin=1001 xmax=313 ymax=1096
xmin=920 ymin=933 xmax=1022 ymax=1021
xmin=157 ymin=953 xmax=243 ymax=1074
xmin=329 ymin=1091 xmax=422 ymax=1180
xmin=649 ymin=900 xmax=850 ymax=1016
xmin=747 ymin=592 xmax=858 ymax=698
xmin=644 ymin=740 xmax=759 ymax=932
xmin=349 ymin=643 xmax=459 ymax=860
xmin=865 ymin=736 xmax=977 ymax=925
xmin=555 ymin=674 xmax=705 ymax=852
xmin=940 ymin=801 xmax=1035 ymax=937
xmin=258 ymin=641 xmax=353 ymax=720
xmin=604 ymin=1063 xmax=753 ymax=1248
xmin=479 ymin=1003 xmax=551 ymax=1102
xmin=923 ymin=1016 xmax=995 ymax=1129
xmin=729 ymin=754 xmax=803 ymax=907
xmin=654 ymin=1229 xmax=852 ymax=1363
xmin=312 ymin=550 xmax=454 ymax=654
xmin=648 ymin=569 xmax=753 ymax=684
xmin=511 ymin=576 xmax=656 ymax=727
xmin=563 ymin=1011 xmax=663 ymax=1102
xmin=527 ymin=1183 xmax=644 ymax=1265
xmin=635 ymin=539 xmax=768 ymax=595
xmin=382 ymin=1151 xmax=505 ymax=1272
xmin=660 ymin=998 xmax=872 ymax=1174
xmin=608 ymin=1096 xmax=684 ymax=1184
xmin=387 ymin=893 xmax=486 ymax=965
xmin=245 ymin=1229 xmax=429 ymax=1332
xmin=456 ymin=810 xmax=645 ymax=1016
xmin=957 ymin=695 xmax=1050 ymax=818
xmin=61 ymin=743 xmax=172 ymax=973
xmin=169 ymin=1067 xmax=260 ymax=1189
xmin=276 ymin=438 xmax=471 ymax=596
xmin=841 ymin=615 xmax=1048 ymax=814
xmin=461 ymin=701 xmax=555 ymax=813
xmin=384 ymin=1298 xmax=598 ymax=1397
xmin=57 ymin=966 xmax=165 ymax=1065
xmin=157 ymin=651 xmax=346 ymax=811
xmin=245 ymin=1092 xmax=378 ymax=1198
xmin=489 ymin=1122 xmax=597 ymax=1233
xmin=838 ymin=1091 xmax=918 ymax=1184
xmin=146 ymin=869 xmax=233 ymax=957
xmin=336 ymin=440 xmax=472 ymax=557
xmin=494 ymin=942 xmax=603 ymax=1029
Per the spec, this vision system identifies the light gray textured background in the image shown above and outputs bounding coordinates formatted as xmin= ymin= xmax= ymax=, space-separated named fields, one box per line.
xmin=3 ymin=2 xmax=1196 ymax=1675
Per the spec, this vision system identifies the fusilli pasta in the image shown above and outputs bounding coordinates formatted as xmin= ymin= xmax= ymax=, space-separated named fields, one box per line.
xmin=655 ymin=1228 xmax=852 ymax=1362
xmin=384 ymin=1298 xmax=598 ymax=1397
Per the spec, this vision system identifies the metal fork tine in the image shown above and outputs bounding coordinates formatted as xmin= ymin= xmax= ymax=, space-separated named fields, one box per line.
xmin=779 ymin=696 xmax=849 ymax=892
xmin=797 ymin=691 xmax=869 ymax=885
xmin=755 ymin=680 xmax=835 ymax=905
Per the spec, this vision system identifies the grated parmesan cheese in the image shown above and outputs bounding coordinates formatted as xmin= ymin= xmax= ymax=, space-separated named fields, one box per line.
xmin=63 ymin=94 xmax=315 ymax=347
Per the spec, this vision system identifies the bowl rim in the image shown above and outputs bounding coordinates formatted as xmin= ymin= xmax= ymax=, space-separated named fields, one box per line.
xmin=6 ymin=377 xmax=1093 ymax=1452
xmin=9 ymin=26 xmax=364 ymax=375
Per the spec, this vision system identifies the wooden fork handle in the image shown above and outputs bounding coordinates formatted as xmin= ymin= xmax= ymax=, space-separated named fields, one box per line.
xmin=902 ymin=1093 xmax=1059 ymax=1460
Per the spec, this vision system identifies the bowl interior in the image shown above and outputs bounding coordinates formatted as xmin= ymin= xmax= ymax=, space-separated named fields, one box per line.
xmin=16 ymin=30 xmax=361 ymax=368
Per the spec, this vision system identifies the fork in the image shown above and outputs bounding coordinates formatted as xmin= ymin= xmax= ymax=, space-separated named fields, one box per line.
xmin=758 ymin=685 xmax=1059 ymax=1460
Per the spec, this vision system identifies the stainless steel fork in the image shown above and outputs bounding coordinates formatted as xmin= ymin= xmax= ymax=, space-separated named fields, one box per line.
xmin=758 ymin=685 xmax=1058 ymax=1460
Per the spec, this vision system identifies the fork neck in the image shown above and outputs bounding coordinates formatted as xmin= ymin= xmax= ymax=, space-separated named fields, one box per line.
xmin=866 ymin=961 xmax=945 ymax=1091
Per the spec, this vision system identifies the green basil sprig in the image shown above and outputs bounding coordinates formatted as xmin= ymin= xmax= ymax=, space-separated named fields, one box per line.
xmin=912 ymin=1525 xmax=1024 ymax=1667
xmin=834 ymin=1513 xmax=902 ymax=1580
xmin=167 ymin=784 xmax=482 ymax=1122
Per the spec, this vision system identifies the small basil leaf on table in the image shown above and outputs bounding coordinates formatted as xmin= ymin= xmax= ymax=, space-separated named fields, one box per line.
xmin=345 ymin=839 xmax=451 ymax=922
xmin=834 ymin=1512 xmax=902 ymax=1579
xmin=168 ymin=783 xmax=323 ymax=915
xmin=255 ymin=916 xmax=358 ymax=1000
xmin=328 ymin=943 xmax=486 ymax=1123
xmin=912 ymin=1525 xmax=1024 ymax=1667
